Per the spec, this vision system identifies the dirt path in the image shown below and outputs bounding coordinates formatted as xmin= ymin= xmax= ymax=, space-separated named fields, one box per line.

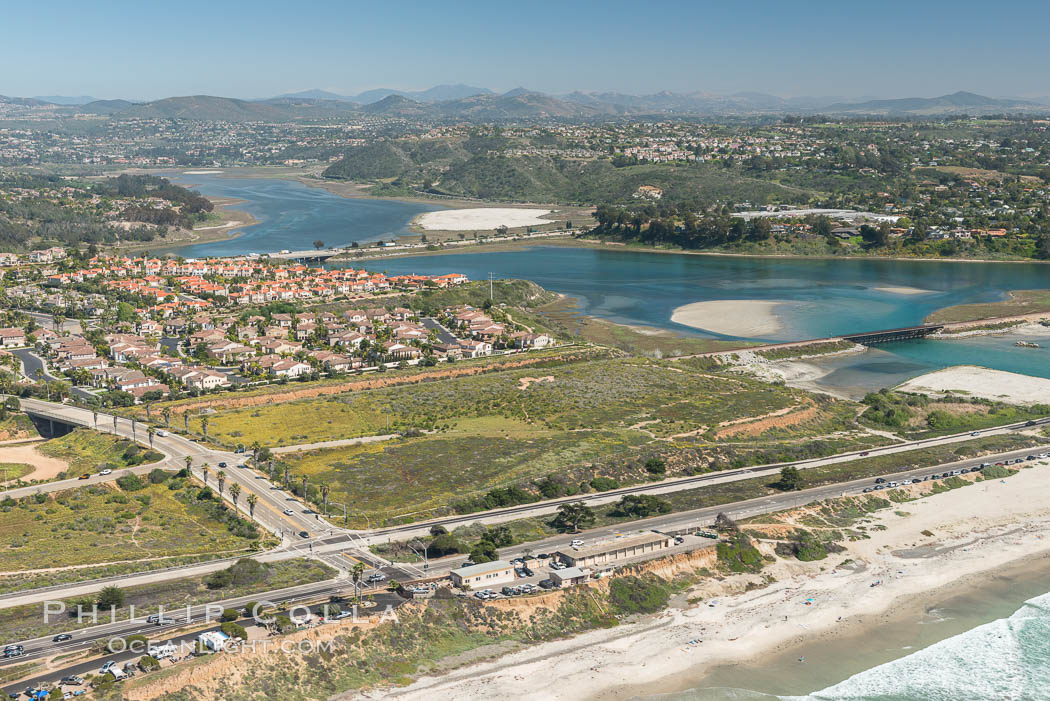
xmin=0 ymin=444 xmax=69 ymax=484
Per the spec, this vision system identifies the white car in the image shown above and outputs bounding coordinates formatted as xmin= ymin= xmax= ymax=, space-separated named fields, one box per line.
xmin=282 ymin=509 xmax=294 ymax=516
xmin=98 ymin=469 xmax=112 ymax=476
xmin=570 ymin=539 xmax=584 ymax=548
xmin=156 ymin=429 xmax=169 ymax=437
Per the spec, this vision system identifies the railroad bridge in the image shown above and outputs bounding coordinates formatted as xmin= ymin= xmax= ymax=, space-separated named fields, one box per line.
xmin=842 ymin=324 xmax=944 ymax=345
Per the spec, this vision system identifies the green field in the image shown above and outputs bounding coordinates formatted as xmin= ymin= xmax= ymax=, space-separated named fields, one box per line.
xmin=0 ymin=477 xmax=264 ymax=571
xmin=36 ymin=428 xmax=164 ymax=474
xmin=257 ymin=358 xmax=886 ymax=525
xmin=0 ymin=463 xmax=33 ymax=482
xmin=925 ymin=290 xmax=1050 ymax=323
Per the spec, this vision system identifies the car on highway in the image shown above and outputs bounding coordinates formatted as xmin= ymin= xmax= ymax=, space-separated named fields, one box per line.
xmin=971 ymin=431 xmax=980 ymax=436
xmin=298 ymin=530 xmax=309 ymax=538
xmin=874 ymin=478 xmax=886 ymax=484
xmin=52 ymin=633 xmax=72 ymax=642
xmin=98 ymin=468 xmax=112 ymax=476
xmin=218 ymin=462 xmax=227 ymax=468
xmin=78 ymin=473 xmax=90 ymax=480
xmin=862 ymin=487 xmax=873 ymax=493
xmin=1026 ymin=420 xmax=1038 ymax=426
xmin=238 ymin=464 xmax=249 ymax=469
xmin=366 ymin=572 xmax=387 ymax=582
xmin=156 ymin=429 xmax=168 ymax=437
xmin=570 ymin=539 xmax=584 ymax=548
xmin=283 ymin=508 xmax=294 ymax=515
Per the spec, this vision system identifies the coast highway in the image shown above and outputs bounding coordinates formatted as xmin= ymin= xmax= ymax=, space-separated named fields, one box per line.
xmin=2 ymin=441 xmax=1046 ymax=673
xmin=2 ymin=398 xmax=1046 ymax=603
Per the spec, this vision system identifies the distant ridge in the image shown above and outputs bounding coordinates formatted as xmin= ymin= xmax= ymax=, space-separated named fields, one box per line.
xmin=822 ymin=91 xmax=1042 ymax=115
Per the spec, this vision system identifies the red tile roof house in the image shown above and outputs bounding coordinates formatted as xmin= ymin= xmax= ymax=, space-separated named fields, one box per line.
xmin=0 ymin=328 xmax=27 ymax=348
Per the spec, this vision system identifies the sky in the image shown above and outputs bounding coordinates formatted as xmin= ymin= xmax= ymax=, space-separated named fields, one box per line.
xmin=5 ymin=0 xmax=1049 ymax=101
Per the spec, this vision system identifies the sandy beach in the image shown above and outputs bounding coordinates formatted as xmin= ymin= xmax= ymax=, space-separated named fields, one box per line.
xmin=671 ymin=300 xmax=787 ymax=337
xmin=895 ymin=365 xmax=1050 ymax=405
xmin=415 ymin=208 xmax=555 ymax=231
xmin=374 ymin=461 xmax=1050 ymax=701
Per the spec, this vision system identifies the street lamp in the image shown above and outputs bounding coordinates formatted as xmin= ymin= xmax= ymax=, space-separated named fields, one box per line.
xmin=406 ymin=540 xmax=429 ymax=573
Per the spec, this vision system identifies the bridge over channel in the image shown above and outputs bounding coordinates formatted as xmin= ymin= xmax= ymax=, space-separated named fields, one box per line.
xmin=841 ymin=324 xmax=944 ymax=345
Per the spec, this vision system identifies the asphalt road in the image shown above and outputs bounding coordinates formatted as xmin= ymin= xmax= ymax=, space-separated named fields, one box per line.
xmin=420 ymin=317 xmax=458 ymax=345
xmin=8 ymin=348 xmax=95 ymax=402
xmin=1 ymin=588 xmax=404 ymax=696
xmin=2 ymin=444 xmax=1046 ymax=689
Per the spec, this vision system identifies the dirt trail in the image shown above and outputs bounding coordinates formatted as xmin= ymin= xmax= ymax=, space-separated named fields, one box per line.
xmin=0 ymin=444 xmax=69 ymax=484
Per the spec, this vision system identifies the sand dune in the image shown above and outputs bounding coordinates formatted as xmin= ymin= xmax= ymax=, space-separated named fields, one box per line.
xmin=873 ymin=285 xmax=932 ymax=295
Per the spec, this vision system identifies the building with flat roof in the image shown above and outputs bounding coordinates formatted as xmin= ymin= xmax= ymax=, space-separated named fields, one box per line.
xmin=550 ymin=566 xmax=591 ymax=587
xmin=449 ymin=559 xmax=516 ymax=588
xmin=555 ymin=532 xmax=673 ymax=569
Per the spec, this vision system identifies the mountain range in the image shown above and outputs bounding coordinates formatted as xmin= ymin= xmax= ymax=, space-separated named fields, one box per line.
xmin=2 ymin=88 xmax=1048 ymax=121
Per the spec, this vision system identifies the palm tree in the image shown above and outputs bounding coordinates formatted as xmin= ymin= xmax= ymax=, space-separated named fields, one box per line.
xmin=350 ymin=562 xmax=366 ymax=598
xmin=184 ymin=455 xmax=192 ymax=472
xmin=92 ymin=410 xmax=98 ymax=429
xmin=201 ymin=416 xmax=209 ymax=441
xmin=162 ymin=406 xmax=171 ymax=427
xmin=183 ymin=413 xmax=189 ymax=431
xmin=130 ymin=418 xmax=136 ymax=443
xmin=319 ymin=483 xmax=330 ymax=517
xmin=246 ymin=493 xmax=258 ymax=521
xmin=147 ymin=428 xmax=155 ymax=448
xmin=299 ymin=475 xmax=308 ymax=498
xmin=229 ymin=483 xmax=241 ymax=513
xmin=283 ymin=464 xmax=290 ymax=488
xmin=202 ymin=463 xmax=210 ymax=485
xmin=217 ymin=470 xmax=226 ymax=498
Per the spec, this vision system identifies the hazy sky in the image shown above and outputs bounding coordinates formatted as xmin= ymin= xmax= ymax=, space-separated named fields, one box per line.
xmin=5 ymin=0 xmax=1048 ymax=100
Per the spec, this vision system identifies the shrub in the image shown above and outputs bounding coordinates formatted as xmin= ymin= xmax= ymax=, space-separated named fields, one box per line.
xmin=220 ymin=608 xmax=240 ymax=622
xmin=717 ymin=533 xmax=764 ymax=573
xmin=148 ymin=469 xmax=169 ymax=484
xmin=96 ymin=585 xmax=126 ymax=608
xmin=426 ymin=533 xmax=466 ymax=558
xmin=116 ymin=473 xmax=147 ymax=491
xmin=644 ymin=457 xmax=667 ymax=475
xmin=607 ymin=575 xmax=670 ymax=615
xmin=219 ymin=621 xmax=247 ymax=640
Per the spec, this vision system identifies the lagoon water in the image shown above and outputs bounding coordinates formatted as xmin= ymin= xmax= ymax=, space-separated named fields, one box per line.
xmin=167 ymin=173 xmax=444 ymax=258
xmin=170 ymin=173 xmax=1050 ymax=388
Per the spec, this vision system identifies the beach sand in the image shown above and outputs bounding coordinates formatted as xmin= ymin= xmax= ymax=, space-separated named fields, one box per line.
xmin=671 ymin=300 xmax=786 ymax=337
xmin=415 ymin=208 xmax=555 ymax=231
xmin=895 ymin=365 xmax=1050 ymax=405
xmin=373 ymin=461 xmax=1050 ymax=701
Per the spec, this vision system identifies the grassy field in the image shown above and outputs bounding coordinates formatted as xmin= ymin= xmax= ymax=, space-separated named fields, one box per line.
xmin=261 ymin=358 xmax=886 ymax=525
xmin=925 ymin=290 xmax=1050 ymax=323
xmin=0 ymin=463 xmax=33 ymax=482
xmin=0 ymin=559 xmax=336 ymax=643
xmin=375 ymin=432 xmax=1042 ymax=558
xmin=0 ymin=478 xmax=264 ymax=572
xmin=36 ymin=428 xmax=164 ymax=474
xmin=755 ymin=340 xmax=858 ymax=361
xmin=0 ymin=412 xmax=39 ymax=441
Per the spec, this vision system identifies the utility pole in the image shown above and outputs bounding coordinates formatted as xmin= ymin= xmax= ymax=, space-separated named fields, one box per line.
xmin=488 ymin=272 xmax=494 ymax=301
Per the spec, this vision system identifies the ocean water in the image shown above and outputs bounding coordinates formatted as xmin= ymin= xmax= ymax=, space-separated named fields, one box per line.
xmin=634 ymin=565 xmax=1050 ymax=701
xmin=783 ymin=591 xmax=1050 ymax=700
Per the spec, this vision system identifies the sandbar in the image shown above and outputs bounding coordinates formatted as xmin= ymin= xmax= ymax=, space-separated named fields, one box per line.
xmin=873 ymin=285 xmax=932 ymax=295
xmin=896 ymin=365 xmax=1050 ymax=404
xmin=415 ymin=208 xmax=555 ymax=231
xmin=671 ymin=299 xmax=785 ymax=337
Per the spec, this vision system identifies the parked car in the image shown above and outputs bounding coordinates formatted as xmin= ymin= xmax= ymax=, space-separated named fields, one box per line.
xmin=59 ymin=676 xmax=84 ymax=686
xmin=538 ymin=579 xmax=555 ymax=589
xmin=570 ymin=539 xmax=584 ymax=548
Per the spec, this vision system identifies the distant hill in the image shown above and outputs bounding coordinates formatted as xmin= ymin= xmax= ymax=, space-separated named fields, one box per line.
xmin=273 ymin=89 xmax=355 ymax=101
xmin=33 ymin=95 xmax=98 ymax=105
xmin=0 ymin=95 xmax=51 ymax=107
xmin=351 ymin=84 xmax=493 ymax=104
xmin=822 ymin=91 xmax=1042 ymax=115
xmin=100 ymin=95 xmax=359 ymax=121
xmin=357 ymin=94 xmax=432 ymax=117
xmin=78 ymin=99 xmax=136 ymax=115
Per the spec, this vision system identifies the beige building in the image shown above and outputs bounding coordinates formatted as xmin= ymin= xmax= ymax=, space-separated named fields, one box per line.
xmin=449 ymin=560 xmax=515 ymax=588
xmin=555 ymin=532 xmax=673 ymax=569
